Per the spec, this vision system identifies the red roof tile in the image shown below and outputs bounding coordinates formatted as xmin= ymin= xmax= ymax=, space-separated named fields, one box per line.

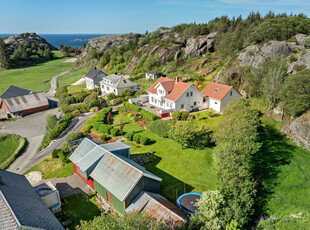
xmin=147 ymin=77 xmax=191 ymax=102
xmin=201 ymin=82 xmax=233 ymax=101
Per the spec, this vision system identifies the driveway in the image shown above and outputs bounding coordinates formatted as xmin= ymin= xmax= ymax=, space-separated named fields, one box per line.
xmin=46 ymin=71 xmax=70 ymax=100
xmin=0 ymin=111 xmax=94 ymax=174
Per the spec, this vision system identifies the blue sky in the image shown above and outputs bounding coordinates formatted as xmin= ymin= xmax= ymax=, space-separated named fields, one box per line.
xmin=0 ymin=0 xmax=309 ymax=34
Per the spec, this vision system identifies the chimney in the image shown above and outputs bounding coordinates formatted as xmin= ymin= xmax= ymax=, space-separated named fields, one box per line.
xmin=175 ymin=77 xmax=179 ymax=84
xmin=0 ymin=176 xmax=3 ymax=185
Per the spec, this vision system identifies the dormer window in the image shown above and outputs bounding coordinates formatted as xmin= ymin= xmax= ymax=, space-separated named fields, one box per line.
xmin=214 ymin=88 xmax=218 ymax=92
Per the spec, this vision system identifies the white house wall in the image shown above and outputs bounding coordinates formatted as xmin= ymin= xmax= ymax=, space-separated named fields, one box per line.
xmin=86 ymin=78 xmax=94 ymax=89
xmin=209 ymin=98 xmax=221 ymax=112
xmin=174 ymin=85 xmax=205 ymax=112
xmin=220 ymin=88 xmax=241 ymax=112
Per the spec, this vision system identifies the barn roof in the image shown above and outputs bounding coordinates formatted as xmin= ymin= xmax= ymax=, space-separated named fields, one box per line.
xmin=201 ymin=82 xmax=233 ymax=101
xmin=125 ymin=192 xmax=187 ymax=226
xmin=100 ymin=141 xmax=131 ymax=151
xmin=2 ymin=92 xmax=49 ymax=113
xmin=85 ymin=68 xmax=106 ymax=79
xmin=90 ymin=152 xmax=162 ymax=202
xmin=0 ymin=85 xmax=33 ymax=99
xmin=0 ymin=170 xmax=64 ymax=230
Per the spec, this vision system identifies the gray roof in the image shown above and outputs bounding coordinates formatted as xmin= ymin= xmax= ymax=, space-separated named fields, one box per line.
xmin=0 ymin=170 xmax=64 ymax=230
xmin=85 ymin=68 xmax=106 ymax=79
xmin=2 ymin=92 xmax=49 ymax=113
xmin=69 ymin=138 xmax=98 ymax=164
xmin=100 ymin=74 xmax=137 ymax=89
xmin=125 ymin=192 xmax=187 ymax=224
xmin=90 ymin=151 xmax=162 ymax=202
xmin=100 ymin=141 xmax=131 ymax=151
xmin=0 ymin=85 xmax=33 ymax=99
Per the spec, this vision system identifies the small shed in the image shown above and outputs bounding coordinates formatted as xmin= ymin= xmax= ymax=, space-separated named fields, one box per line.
xmin=146 ymin=70 xmax=163 ymax=80
xmin=34 ymin=181 xmax=61 ymax=213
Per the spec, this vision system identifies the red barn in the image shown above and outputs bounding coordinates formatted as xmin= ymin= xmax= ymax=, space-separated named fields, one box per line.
xmin=0 ymin=85 xmax=49 ymax=117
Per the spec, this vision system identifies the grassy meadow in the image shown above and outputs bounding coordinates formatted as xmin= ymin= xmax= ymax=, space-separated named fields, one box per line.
xmin=57 ymin=67 xmax=87 ymax=88
xmin=0 ymin=51 xmax=73 ymax=94
xmin=0 ymin=134 xmax=26 ymax=169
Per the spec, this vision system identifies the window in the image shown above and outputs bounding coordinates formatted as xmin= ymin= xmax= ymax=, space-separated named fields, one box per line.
xmin=155 ymin=99 xmax=157 ymax=103
xmin=214 ymin=102 xmax=217 ymax=104
xmin=190 ymin=92 xmax=193 ymax=96
xmin=114 ymin=89 xmax=116 ymax=93
xmin=107 ymin=86 xmax=110 ymax=91
xmin=230 ymin=91 xmax=232 ymax=96
xmin=203 ymin=98 xmax=206 ymax=102
xmin=186 ymin=92 xmax=189 ymax=97
xmin=193 ymin=101 xmax=197 ymax=106
xmin=166 ymin=103 xmax=169 ymax=107
xmin=181 ymin=104 xmax=184 ymax=109
xmin=151 ymin=97 xmax=154 ymax=102
xmin=170 ymin=104 xmax=172 ymax=108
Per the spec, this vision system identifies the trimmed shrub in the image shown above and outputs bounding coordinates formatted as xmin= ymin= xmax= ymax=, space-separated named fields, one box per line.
xmin=140 ymin=109 xmax=156 ymax=121
xmin=81 ymin=124 xmax=92 ymax=135
xmin=172 ymin=111 xmax=181 ymax=120
xmin=110 ymin=128 xmax=120 ymax=136
xmin=98 ymin=124 xmax=112 ymax=134
xmin=180 ymin=111 xmax=189 ymax=120
xmin=72 ymin=110 xmax=81 ymax=117
xmin=127 ymin=113 xmax=134 ymax=119
xmin=147 ymin=120 xmax=172 ymax=138
xmin=101 ymin=134 xmax=107 ymax=141
xmin=125 ymin=132 xmax=134 ymax=141
xmin=52 ymin=149 xmax=61 ymax=158
xmin=46 ymin=115 xmax=58 ymax=131
xmin=133 ymin=133 xmax=142 ymax=143
xmin=77 ymin=103 xmax=89 ymax=113
xmin=139 ymin=136 xmax=149 ymax=145
xmin=120 ymin=106 xmax=128 ymax=112
xmin=107 ymin=93 xmax=117 ymax=100
xmin=133 ymin=114 xmax=142 ymax=122
xmin=120 ymin=88 xmax=135 ymax=97
xmin=124 ymin=102 xmax=141 ymax=112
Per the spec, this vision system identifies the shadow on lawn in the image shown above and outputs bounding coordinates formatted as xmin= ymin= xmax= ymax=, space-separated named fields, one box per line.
xmin=251 ymin=124 xmax=294 ymax=222
xmin=135 ymin=153 xmax=194 ymax=203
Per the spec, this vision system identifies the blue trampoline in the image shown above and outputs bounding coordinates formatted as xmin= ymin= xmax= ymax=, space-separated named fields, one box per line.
xmin=177 ymin=192 xmax=202 ymax=215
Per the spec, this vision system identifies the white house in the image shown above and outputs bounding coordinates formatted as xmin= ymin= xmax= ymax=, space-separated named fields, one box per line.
xmin=100 ymin=74 xmax=139 ymax=96
xmin=85 ymin=68 xmax=107 ymax=89
xmin=201 ymin=82 xmax=242 ymax=113
xmin=145 ymin=70 xmax=163 ymax=80
xmin=147 ymin=77 xmax=208 ymax=118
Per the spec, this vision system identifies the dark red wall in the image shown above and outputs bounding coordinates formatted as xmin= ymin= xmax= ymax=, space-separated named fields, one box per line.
xmin=159 ymin=112 xmax=170 ymax=118
xmin=1 ymin=102 xmax=9 ymax=112
xmin=20 ymin=105 xmax=49 ymax=115
xmin=72 ymin=163 xmax=94 ymax=189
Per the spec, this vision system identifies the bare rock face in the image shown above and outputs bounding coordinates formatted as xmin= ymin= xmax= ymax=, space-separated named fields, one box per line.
xmin=287 ymin=50 xmax=310 ymax=74
xmin=238 ymin=41 xmax=290 ymax=68
xmin=296 ymin=34 xmax=307 ymax=45
xmin=282 ymin=111 xmax=310 ymax=150
xmin=4 ymin=32 xmax=56 ymax=53
xmin=76 ymin=33 xmax=141 ymax=66
xmin=184 ymin=32 xmax=216 ymax=58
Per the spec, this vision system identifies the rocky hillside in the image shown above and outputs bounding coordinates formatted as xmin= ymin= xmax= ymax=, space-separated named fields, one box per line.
xmin=4 ymin=32 xmax=56 ymax=54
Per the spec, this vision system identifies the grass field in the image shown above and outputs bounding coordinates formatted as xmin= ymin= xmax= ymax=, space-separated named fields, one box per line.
xmin=111 ymin=112 xmax=217 ymax=202
xmin=0 ymin=134 xmax=26 ymax=169
xmin=0 ymin=51 xmax=73 ymax=94
xmin=57 ymin=193 xmax=100 ymax=230
xmin=25 ymin=155 xmax=74 ymax=179
xmin=57 ymin=67 xmax=87 ymax=88
xmin=67 ymin=84 xmax=86 ymax=94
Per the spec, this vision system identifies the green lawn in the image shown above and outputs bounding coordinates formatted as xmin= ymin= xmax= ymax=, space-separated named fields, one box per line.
xmin=25 ymin=155 xmax=74 ymax=179
xmin=0 ymin=134 xmax=26 ymax=169
xmin=57 ymin=67 xmax=87 ymax=88
xmin=67 ymin=84 xmax=86 ymax=94
xmin=111 ymin=112 xmax=217 ymax=202
xmin=0 ymin=51 xmax=73 ymax=94
xmin=56 ymin=194 xmax=100 ymax=229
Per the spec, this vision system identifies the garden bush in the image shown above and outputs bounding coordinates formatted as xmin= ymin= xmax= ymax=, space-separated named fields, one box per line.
xmin=180 ymin=111 xmax=189 ymax=120
xmin=107 ymin=93 xmax=117 ymax=100
xmin=52 ymin=149 xmax=61 ymax=158
xmin=46 ymin=115 xmax=58 ymax=131
xmin=120 ymin=106 xmax=128 ymax=112
xmin=127 ymin=113 xmax=134 ymax=119
xmin=81 ymin=124 xmax=92 ymax=135
xmin=133 ymin=114 xmax=142 ymax=122
xmin=125 ymin=132 xmax=134 ymax=141
xmin=140 ymin=109 xmax=156 ymax=121
xmin=72 ymin=110 xmax=81 ymax=117
xmin=133 ymin=133 xmax=142 ymax=143
xmin=77 ymin=103 xmax=89 ymax=113
xmin=66 ymin=132 xmax=84 ymax=143
xmin=148 ymin=120 xmax=172 ymax=138
xmin=55 ymin=86 xmax=67 ymax=98
xmin=83 ymin=94 xmax=100 ymax=107
xmin=172 ymin=111 xmax=181 ymax=120
xmin=101 ymin=134 xmax=107 ymax=141
xmin=120 ymin=88 xmax=135 ymax=97
xmin=110 ymin=128 xmax=120 ymax=136
xmin=139 ymin=136 xmax=149 ymax=145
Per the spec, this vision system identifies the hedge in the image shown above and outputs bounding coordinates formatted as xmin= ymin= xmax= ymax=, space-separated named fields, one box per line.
xmin=66 ymin=132 xmax=84 ymax=143
xmin=140 ymin=109 xmax=156 ymax=121
xmin=110 ymin=128 xmax=120 ymax=136
xmin=139 ymin=136 xmax=149 ymax=145
xmin=124 ymin=102 xmax=141 ymax=112
xmin=98 ymin=124 xmax=112 ymax=134
xmin=125 ymin=132 xmax=134 ymax=141
xmin=172 ymin=111 xmax=181 ymax=120
xmin=133 ymin=133 xmax=142 ymax=143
